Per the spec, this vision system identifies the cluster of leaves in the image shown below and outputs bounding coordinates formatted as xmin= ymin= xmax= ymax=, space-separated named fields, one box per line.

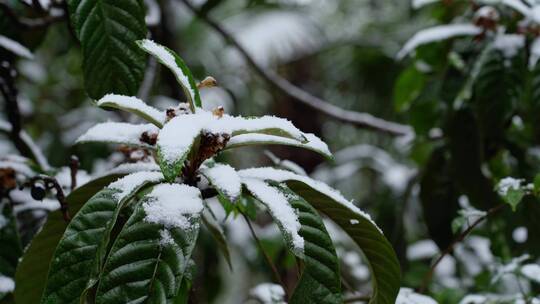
xmin=393 ymin=0 xmax=540 ymax=301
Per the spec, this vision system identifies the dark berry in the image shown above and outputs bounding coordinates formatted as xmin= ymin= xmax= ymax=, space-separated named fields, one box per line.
xmin=31 ymin=182 xmax=46 ymax=200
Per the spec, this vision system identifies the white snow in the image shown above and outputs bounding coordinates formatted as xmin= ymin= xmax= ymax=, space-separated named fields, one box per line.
xmin=529 ymin=36 xmax=540 ymax=68
xmin=350 ymin=219 xmax=359 ymax=225
xmin=496 ymin=177 xmax=523 ymax=196
xmin=226 ymin=133 xmax=331 ymax=158
xmin=143 ymin=183 xmax=203 ymax=229
xmin=158 ymin=110 xmax=315 ymax=162
xmin=0 ymin=275 xmax=14 ymax=293
xmin=138 ymin=39 xmax=197 ymax=107
xmin=459 ymin=294 xmax=488 ymax=304
xmin=0 ymin=160 xmax=34 ymax=176
xmin=157 ymin=115 xmax=206 ymax=163
xmin=144 ymin=0 xmax=160 ymax=26
xmin=96 ymin=94 xmax=166 ymax=127
xmin=521 ymin=264 xmax=540 ymax=283
xmin=493 ymin=34 xmax=525 ymax=58
xmin=98 ymin=162 xmax=160 ymax=177
xmin=238 ymin=167 xmax=381 ymax=233
xmin=478 ymin=0 xmax=531 ymax=16
xmin=108 ymin=171 xmax=163 ymax=201
xmin=0 ymin=35 xmax=33 ymax=59
xmin=13 ymin=199 xmax=59 ymax=213
xmin=249 ymin=283 xmax=286 ymax=304
xmin=512 ymin=226 xmax=528 ymax=243
xmin=243 ymin=178 xmax=304 ymax=254
xmin=412 ymin=0 xmax=439 ymax=9
xmin=159 ymin=229 xmax=175 ymax=246
xmin=201 ymin=163 xmax=242 ymax=202
xmin=397 ymin=24 xmax=482 ymax=59
xmin=407 ymin=239 xmax=439 ymax=260
xmin=532 ymin=5 xmax=540 ymax=23
xmin=76 ymin=122 xmax=159 ymax=148
xmin=396 ymin=288 xmax=437 ymax=304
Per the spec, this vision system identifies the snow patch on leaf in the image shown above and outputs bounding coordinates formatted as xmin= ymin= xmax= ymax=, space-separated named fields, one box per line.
xmin=238 ymin=167 xmax=380 ymax=232
xmin=243 ymin=178 xmax=304 ymax=254
xmin=227 ymin=133 xmax=331 ymax=158
xmin=412 ymin=0 xmax=439 ymax=9
xmin=143 ymin=183 xmax=203 ymax=229
xmin=249 ymin=283 xmax=286 ymax=304
xmin=496 ymin=177 xmax=524 ymax=195
xmin=76 ymin=122 xmax=158 ymax=147
xmin=397 ymin=24 xmax=482 ymax=59
xmin=137 ymin=39 xmax=198 ymax=109
xmin=0 ymin=275 xmax=15 ymax=293
xmin=108 ymin=171 xmax=163 ymax=201
xmin=96 ymin=94 xmax=166 ymax=127
xmin=521 ymin=263 xmax=540 ymax=283
xmin=493 ymin=34 xmax=525 ymax=58
xmin=201 ymin=163 xmax=241 ymax=202
xmin=159 ymin=229 xmax=175 ymax=246
xmin=396 ymin=288 xmax=437 ymax=304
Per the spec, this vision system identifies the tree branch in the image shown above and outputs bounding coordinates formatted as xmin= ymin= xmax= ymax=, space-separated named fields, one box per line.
xmin=419 ymin=203 xmax=506 ymax=292
xmin=178 ymin=0 xmax=413 ymax=137
xmin=0 ymin=61 xmax=50 ymax=171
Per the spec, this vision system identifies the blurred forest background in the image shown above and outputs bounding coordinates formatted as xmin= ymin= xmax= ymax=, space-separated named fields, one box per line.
xmin=1 ymin=0 xmax=540 ymax=303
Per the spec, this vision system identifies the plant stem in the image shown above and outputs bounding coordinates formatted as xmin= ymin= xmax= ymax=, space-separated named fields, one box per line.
xmin=419 ymin=203 xmax=505 ymax=292
xmin=241 ymin=212 xmax=289 ymax=300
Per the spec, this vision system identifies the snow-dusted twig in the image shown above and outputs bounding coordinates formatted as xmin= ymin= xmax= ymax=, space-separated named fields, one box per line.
xmin=419 ymin=203 xmax=506 ymax=292
xmin=69 ymin=155 xmax=79 ymax=191
xmin=178 ymin=0 xmax=413 ymax=137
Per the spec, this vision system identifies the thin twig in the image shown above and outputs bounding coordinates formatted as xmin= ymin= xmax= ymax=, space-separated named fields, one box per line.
xmin=241 ymin=212 xmax=289 ymax=300
xmin=419 ymin=203 xmax=506 ymax=292
xmin=69 ymin=155 xmax=79 ymax=192
xmin=178 ymin=0 xmax=413 ymax=137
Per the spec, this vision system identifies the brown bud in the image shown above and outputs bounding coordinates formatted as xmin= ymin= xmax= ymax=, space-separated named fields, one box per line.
xmin=0 ymin=168 xmax=17 ymax=192
xmin=212 ymin=106 xmax=225 ymax=118
xmin=140 ymin=131 xmax=158 ymax=146
xmin=197 ymin=76 xmax=218 ymax=89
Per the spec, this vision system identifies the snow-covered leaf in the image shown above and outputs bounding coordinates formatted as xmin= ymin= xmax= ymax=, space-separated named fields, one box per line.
xmin=226 ymin=133 xmax=332 ymax=159
xmin=496 ymin=177 xmax=530 ymax=211
xmin=137 ymin=39 xmax=202 ymax=111
xmin=201 ymin=163 xmax=242 ymax=203
xmin=412 ymin=0 xmax=440 ymax=9
xmin=243 ymin=178 xmax=305 ymax=256
xmin=95 ymin=183 xmax=203 ymax=303
xmin=76 ymin=122 xmax=158 ymax=148
xmin=239 ymin=167 xmax=401 ymax=304
xmin=96 ymin=94 xmax=166 ymax=127
xmin=397 ymin=24 xmax=482 ymax=59
xmin=0 ymin=35 xmax=33 ymax=59
xmin=217 ymin=115 xmax=306 ymax=141
xmin=521 ymin=263 xmax=540 ymax=283
xmin=156 ymin=115 xmax=206 ymax=181
xmin=275 ymin=185 xmax=342 ymax=304
xmin=41 ymin=172 xmax=163 ymax=303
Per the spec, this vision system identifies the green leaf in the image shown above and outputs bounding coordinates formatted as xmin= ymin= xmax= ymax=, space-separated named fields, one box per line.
xmin=137 ymin=39 xmax=202 ymax=111
xmin=41 ymin=172 xmax=162 ymax=304
xmin=276 ymin=186 xmax=342 ymax=304
xmin=0 ymin=203 xmax=21 ymax=300
xmin=95 ymin=184 xmax=202 ymax=303
xmin=96 ymin=94 xmax=166 ymax=128
xmin=14 ymin=173 xmax=129 ymax=304
xmin=502 ymin=188 xmax=525 ymax=212
xmin=67 ymin=0 xmax=147 ymax=99
xmin=201 ymin=210 xmax=232 ymax=270
xmin=286 ymin=180 xmax=400 ymax=304
xmin=393 ymin=65 xmax=425 ymax=112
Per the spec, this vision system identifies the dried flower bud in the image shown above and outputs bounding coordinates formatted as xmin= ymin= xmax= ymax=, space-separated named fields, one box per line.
xmin=212 ymin=106 xmax=225 ymax=118
xmin=474 ymin=6 xmax=499 ymax=30
xmin=140 ymin=131 xmax=158 ymax=146
xmin=197 ymin=76 xmax=218 ymax=89
xmin=0 ymin=168 xmax=16 ymax=193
